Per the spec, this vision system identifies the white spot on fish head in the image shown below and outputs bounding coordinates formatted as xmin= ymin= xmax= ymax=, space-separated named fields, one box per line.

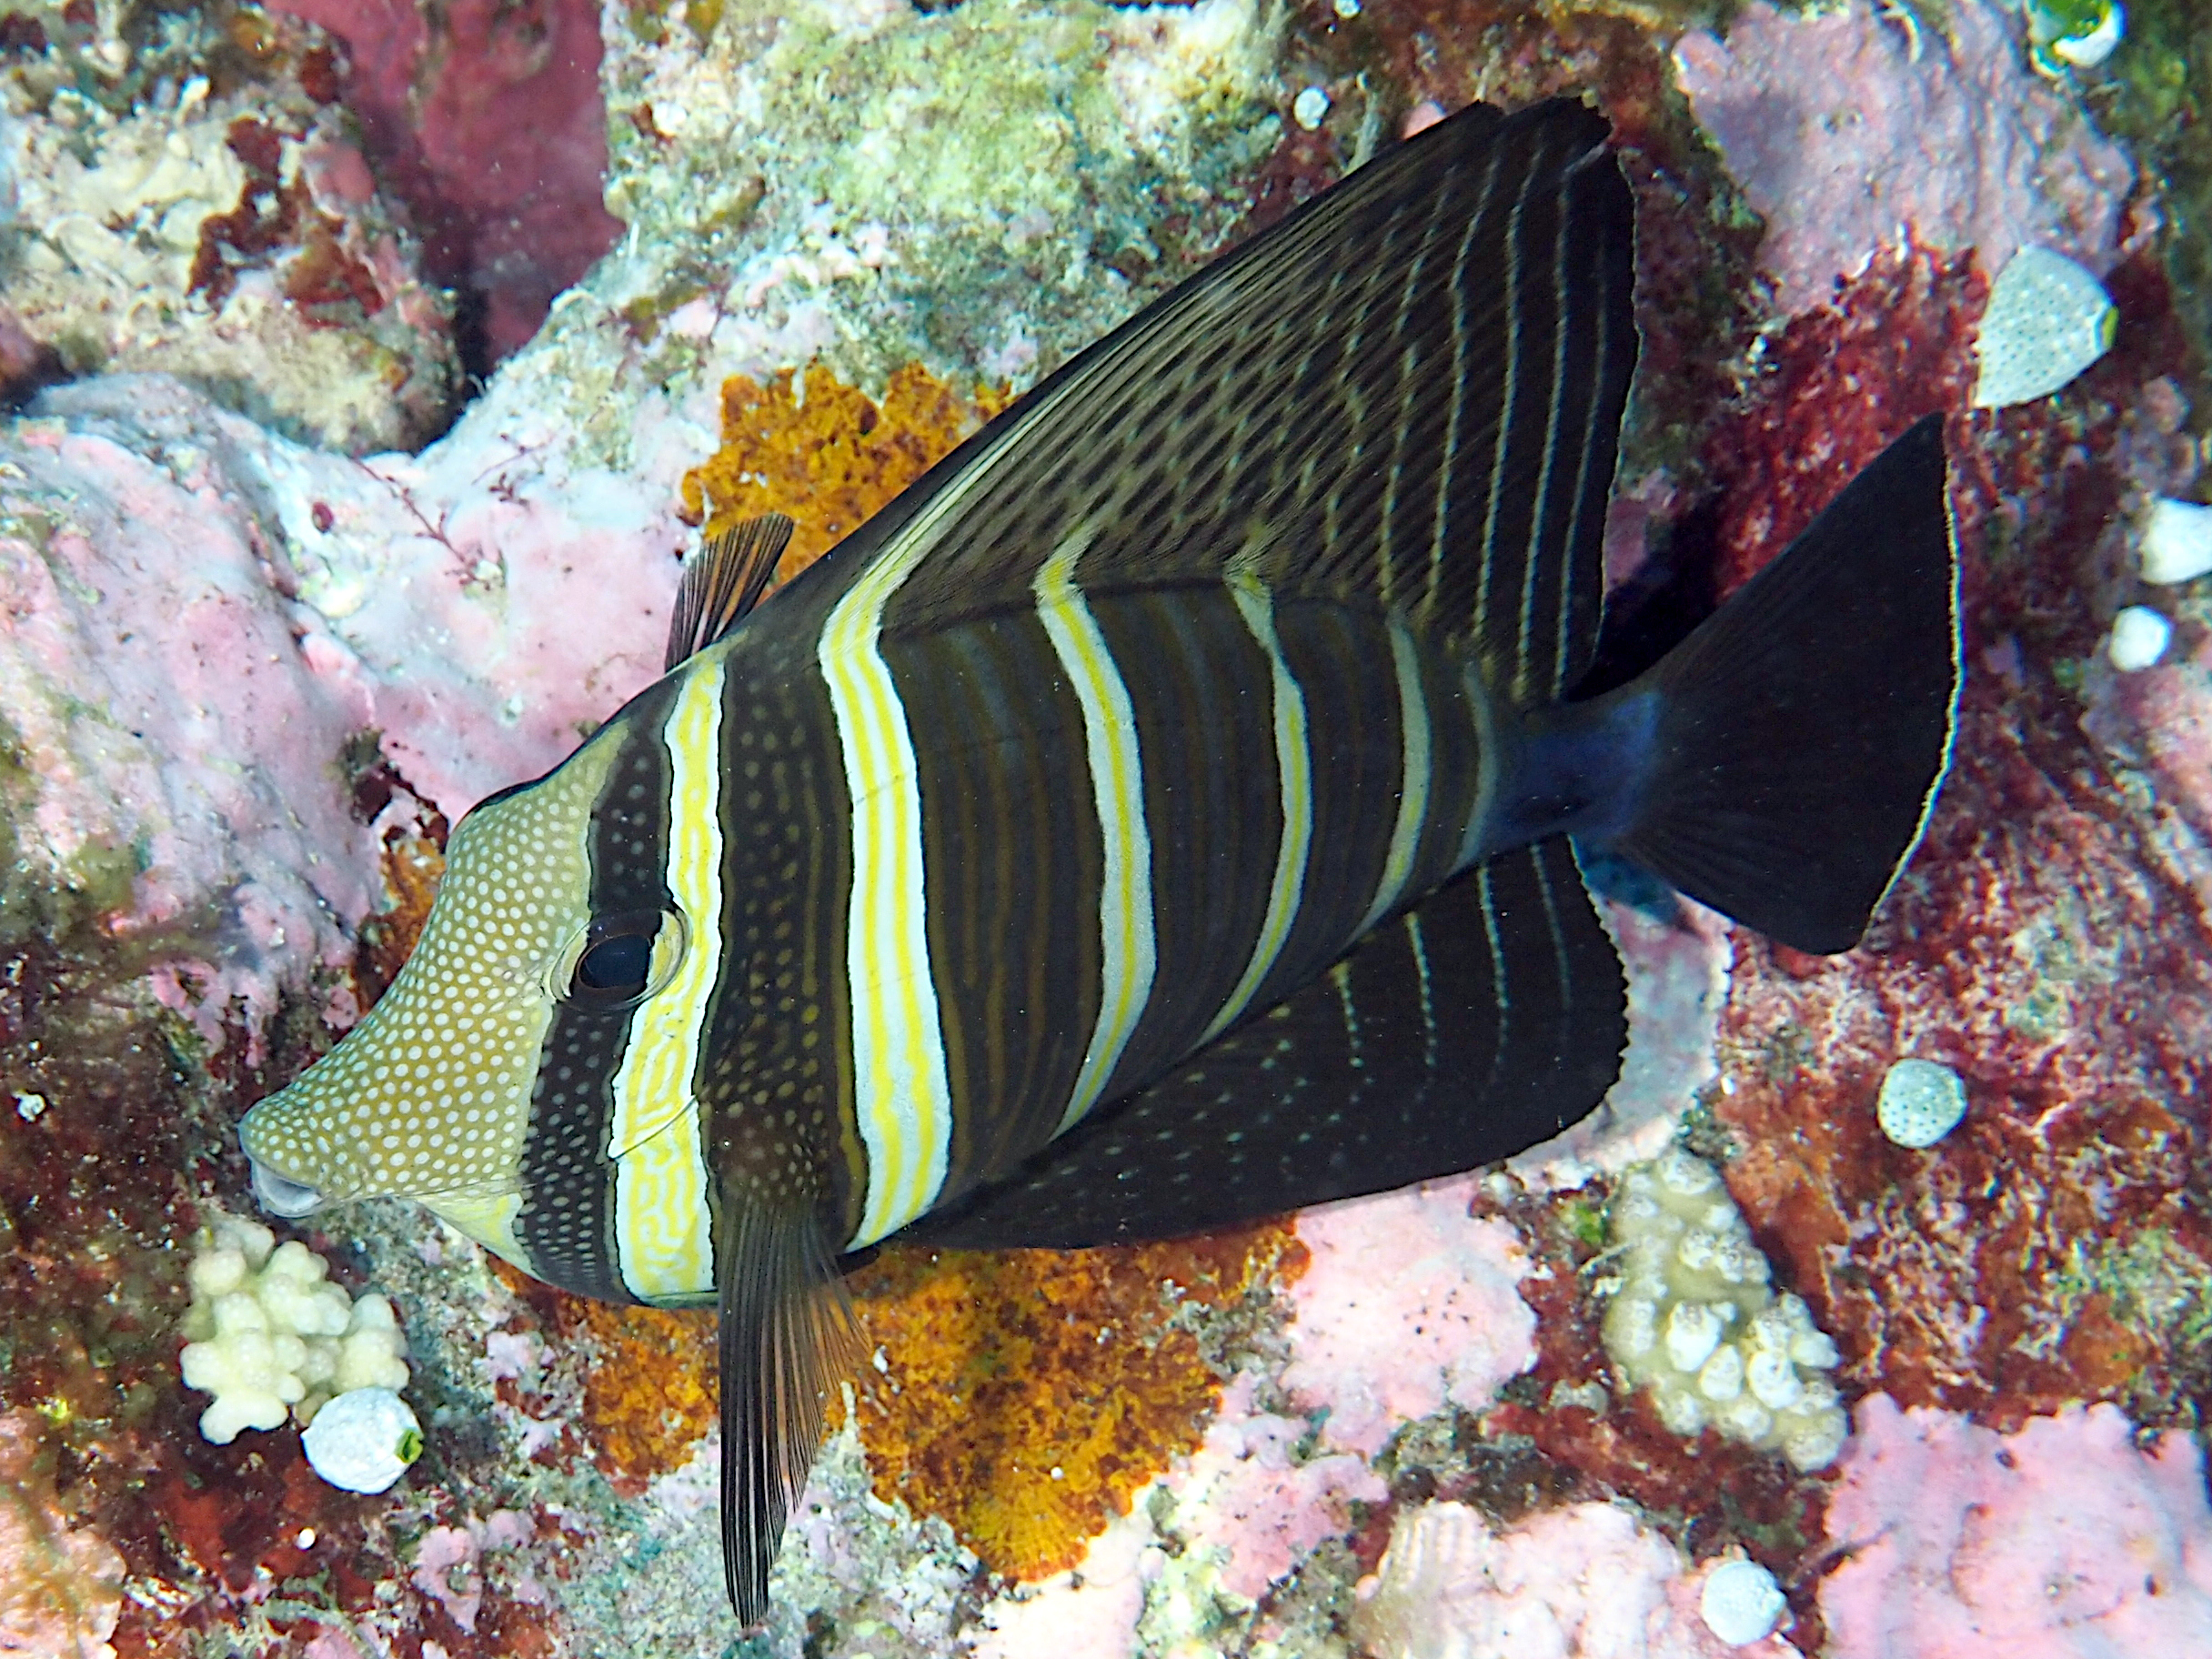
xmin=237 ymin=759 xmax=606 ymax=1221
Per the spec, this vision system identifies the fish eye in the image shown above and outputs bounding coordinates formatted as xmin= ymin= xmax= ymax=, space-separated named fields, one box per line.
xmin=578 ymin=932 xmax=651 ymax=993
xmin=554 ymin=907 xmax=689 ymax=1009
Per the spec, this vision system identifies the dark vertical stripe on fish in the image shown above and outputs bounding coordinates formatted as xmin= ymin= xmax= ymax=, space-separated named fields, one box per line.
xmin=1085 ymin=584 xmax=1282 ymax=1093
xmin=1232 ymin=598 xmax=1403 ymax=1012
xmin=880 ymin=613 xmax=1105 ymax=1194
xmin=514 ymin=680 xmax=679 ymax=1302
xmin=701 ymin=643 xmax=865 ymax=1242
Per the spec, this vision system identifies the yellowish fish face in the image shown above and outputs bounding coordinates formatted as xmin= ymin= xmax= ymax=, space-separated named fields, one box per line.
xmin=236 ymin=726 xmax=691 ymax=1263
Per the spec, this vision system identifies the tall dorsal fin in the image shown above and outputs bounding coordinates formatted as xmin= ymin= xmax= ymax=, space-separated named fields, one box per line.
xmin=771 ymin=98 xmax=1637 ymax=711
xmin=667 ymin=513 xmax=796 ymax=670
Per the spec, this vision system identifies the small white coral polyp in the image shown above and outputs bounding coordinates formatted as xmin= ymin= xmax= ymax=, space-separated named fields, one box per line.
xmin=1601 ymin=1149 xmax=1847 ymax=1471
xmin=176 ymin=1213 xmax=409 ymax=1444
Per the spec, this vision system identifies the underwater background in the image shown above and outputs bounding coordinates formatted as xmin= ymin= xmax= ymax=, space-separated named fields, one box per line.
xmin=2 ymin=1 xmax=2209 ymax=1655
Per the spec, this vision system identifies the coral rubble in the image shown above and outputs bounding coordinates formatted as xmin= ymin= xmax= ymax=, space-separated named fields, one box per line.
xmin=0 ymin=3 xmax=458 ymax=452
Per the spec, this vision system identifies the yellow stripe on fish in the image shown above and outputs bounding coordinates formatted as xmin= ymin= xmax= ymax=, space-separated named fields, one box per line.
xmin=1033 ymin=536 xmax=1157 ymax=1135
xmin=1202 ymin=577 xmax=1313 ymax=1045
xmin=1362 ymin=615 xmax=1433 ymax=937
xmin=819 ymin=533 xmax=956 ymax=1249
xmin=609 ymin=658 xmax=726 ymax=1300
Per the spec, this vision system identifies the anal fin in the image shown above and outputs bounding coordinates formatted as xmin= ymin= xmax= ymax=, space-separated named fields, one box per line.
xmin=900 ymin=838 xmax=1626 ymax=1250
xmin=719 ymin=1194 xmax=861 ymax=1625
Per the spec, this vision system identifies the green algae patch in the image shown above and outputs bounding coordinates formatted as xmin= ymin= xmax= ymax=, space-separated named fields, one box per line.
xmin=2087 ymin=0 xmax=2212 ymax=407
xmin=581 ymin=0 xmax=1283 ymax=468
xmin=0 ymin=713 xmax=139 ymax=954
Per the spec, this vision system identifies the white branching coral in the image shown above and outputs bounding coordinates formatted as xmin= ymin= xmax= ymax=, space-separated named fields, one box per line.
xmin=1601 ymin=1149 xmax=1848 ymax=1472
xmin=177 ymin=1214 xmax=409 ymax=1444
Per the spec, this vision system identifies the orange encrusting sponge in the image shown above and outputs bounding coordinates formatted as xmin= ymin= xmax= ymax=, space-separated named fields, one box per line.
xmin=679 ymin=363 xmax=1013 ymax=588
xmin=836 ymin=1224 xmax=1306 ymax=1581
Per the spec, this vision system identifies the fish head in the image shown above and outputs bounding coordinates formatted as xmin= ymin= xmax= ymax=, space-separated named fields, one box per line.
xmin=236 ymin=719 xmax=694 ymax=1271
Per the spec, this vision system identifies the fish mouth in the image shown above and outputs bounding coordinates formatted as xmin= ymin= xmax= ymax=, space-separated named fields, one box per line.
xmin=249 ymin=1156 xmax=327 ymax=1218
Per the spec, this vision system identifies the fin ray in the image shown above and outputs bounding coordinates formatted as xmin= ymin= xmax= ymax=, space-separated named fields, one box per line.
xmin=668 ymin=513 xmax=796 ymax=670
xmin=719 ymin=1197 xmax=861 ymax=1625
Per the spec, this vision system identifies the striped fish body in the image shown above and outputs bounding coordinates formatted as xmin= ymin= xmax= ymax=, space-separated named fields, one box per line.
xmin=238 ymin=96 xmax=1959 ymax=1624
xmin=746 ymin=570 xmax=1505 ymax=1257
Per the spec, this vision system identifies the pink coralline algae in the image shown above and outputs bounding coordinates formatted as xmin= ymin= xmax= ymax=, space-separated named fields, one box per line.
xmin=1674 ymin=0 xmax=2134 ymax=314
xmin=0 ymin=1412 xmax=126 ymax=1659
xmin=2 ymin=369 xmax=688 ymax=972
xmin=1351 ymin=1499 xmax=1785 ymax=1659
xmin=1176 ymin=1372 xmax=1387 ymax=1602
xmin=1280 ymin=1174 xmax=1536 ymax=1457
xmin=410 ymin=1513 xmax=534 ymax=1637
xmin=970 ymin=1516 xmax=1152 ymax=1659
xmin=266 ymin=0 xmax=623 ymax=365
xmin=1818 ymin=1395 xmax=2212 ymax=1657
xmin=0 ymin=389 xmax=382 ymax=1048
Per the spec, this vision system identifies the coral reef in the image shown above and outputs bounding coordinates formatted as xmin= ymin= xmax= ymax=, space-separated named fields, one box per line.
xmin=0 ymin=1412 xmax=125 ymax=1659
xmin=0 ymin=377 xmax=381 ymax=1038
xmin=838 ymin=1224 xmax=1299 ymax=1583
xmin=679 ymin=361 xmax=1010 ymax=577
xmin=588 ymin=0 xmax=1282 ymax=436
xmin=0 ymin=0 xmax=2207 ymax=1653
xmin=1601 ymin=1151 xmax=1849 ymax=1473
xmin=1674 ymin=0 xmax=2134 ymax=314
xmin=0 ymin=3 xmax=458 ymax=451
xmin=1280 ymin=1177 xmax=1535 ymax=1459
xmin=263 ymin=0 xmax=622 ymax=367
xmin=177 ymin=1212 xmax=410 ymax=1443
xmin=1349 ymin=1499 xmax=1782 ymax=1659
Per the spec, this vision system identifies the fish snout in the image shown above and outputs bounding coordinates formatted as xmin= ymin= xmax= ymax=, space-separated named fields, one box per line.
xmin=248 ymin=1153 xmax=327 ymax=1218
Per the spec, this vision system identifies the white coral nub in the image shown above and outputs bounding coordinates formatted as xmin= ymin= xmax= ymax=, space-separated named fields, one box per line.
xmin=1971 ymin=246 xmax=2116 ymax=409
xmin=301 ymin=1386 xmax=422 ymax=1494
xmin=1601 ymin=1151 xmax=1849 ymax=1471
xmin=177 ymin=1215 xmax=411 ymax=1445
xmin=2140 ymin=498 xmax=2212 ymax=586
xmin=1701 ymin=1556 xmax=1788 ymax=1646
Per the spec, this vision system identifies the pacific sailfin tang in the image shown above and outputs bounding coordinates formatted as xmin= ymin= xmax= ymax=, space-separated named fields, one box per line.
xmin=236 ymin=98 xmax=1957 ymax=1624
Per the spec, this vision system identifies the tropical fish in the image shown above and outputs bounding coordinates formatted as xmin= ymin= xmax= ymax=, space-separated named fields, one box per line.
xmin=237 ymin=97 xmax=1957 ymax=1622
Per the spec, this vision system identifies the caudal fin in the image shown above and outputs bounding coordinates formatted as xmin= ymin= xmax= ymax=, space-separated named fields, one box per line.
xmin=1612 ymin=415 xmax=1958 ymax=954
